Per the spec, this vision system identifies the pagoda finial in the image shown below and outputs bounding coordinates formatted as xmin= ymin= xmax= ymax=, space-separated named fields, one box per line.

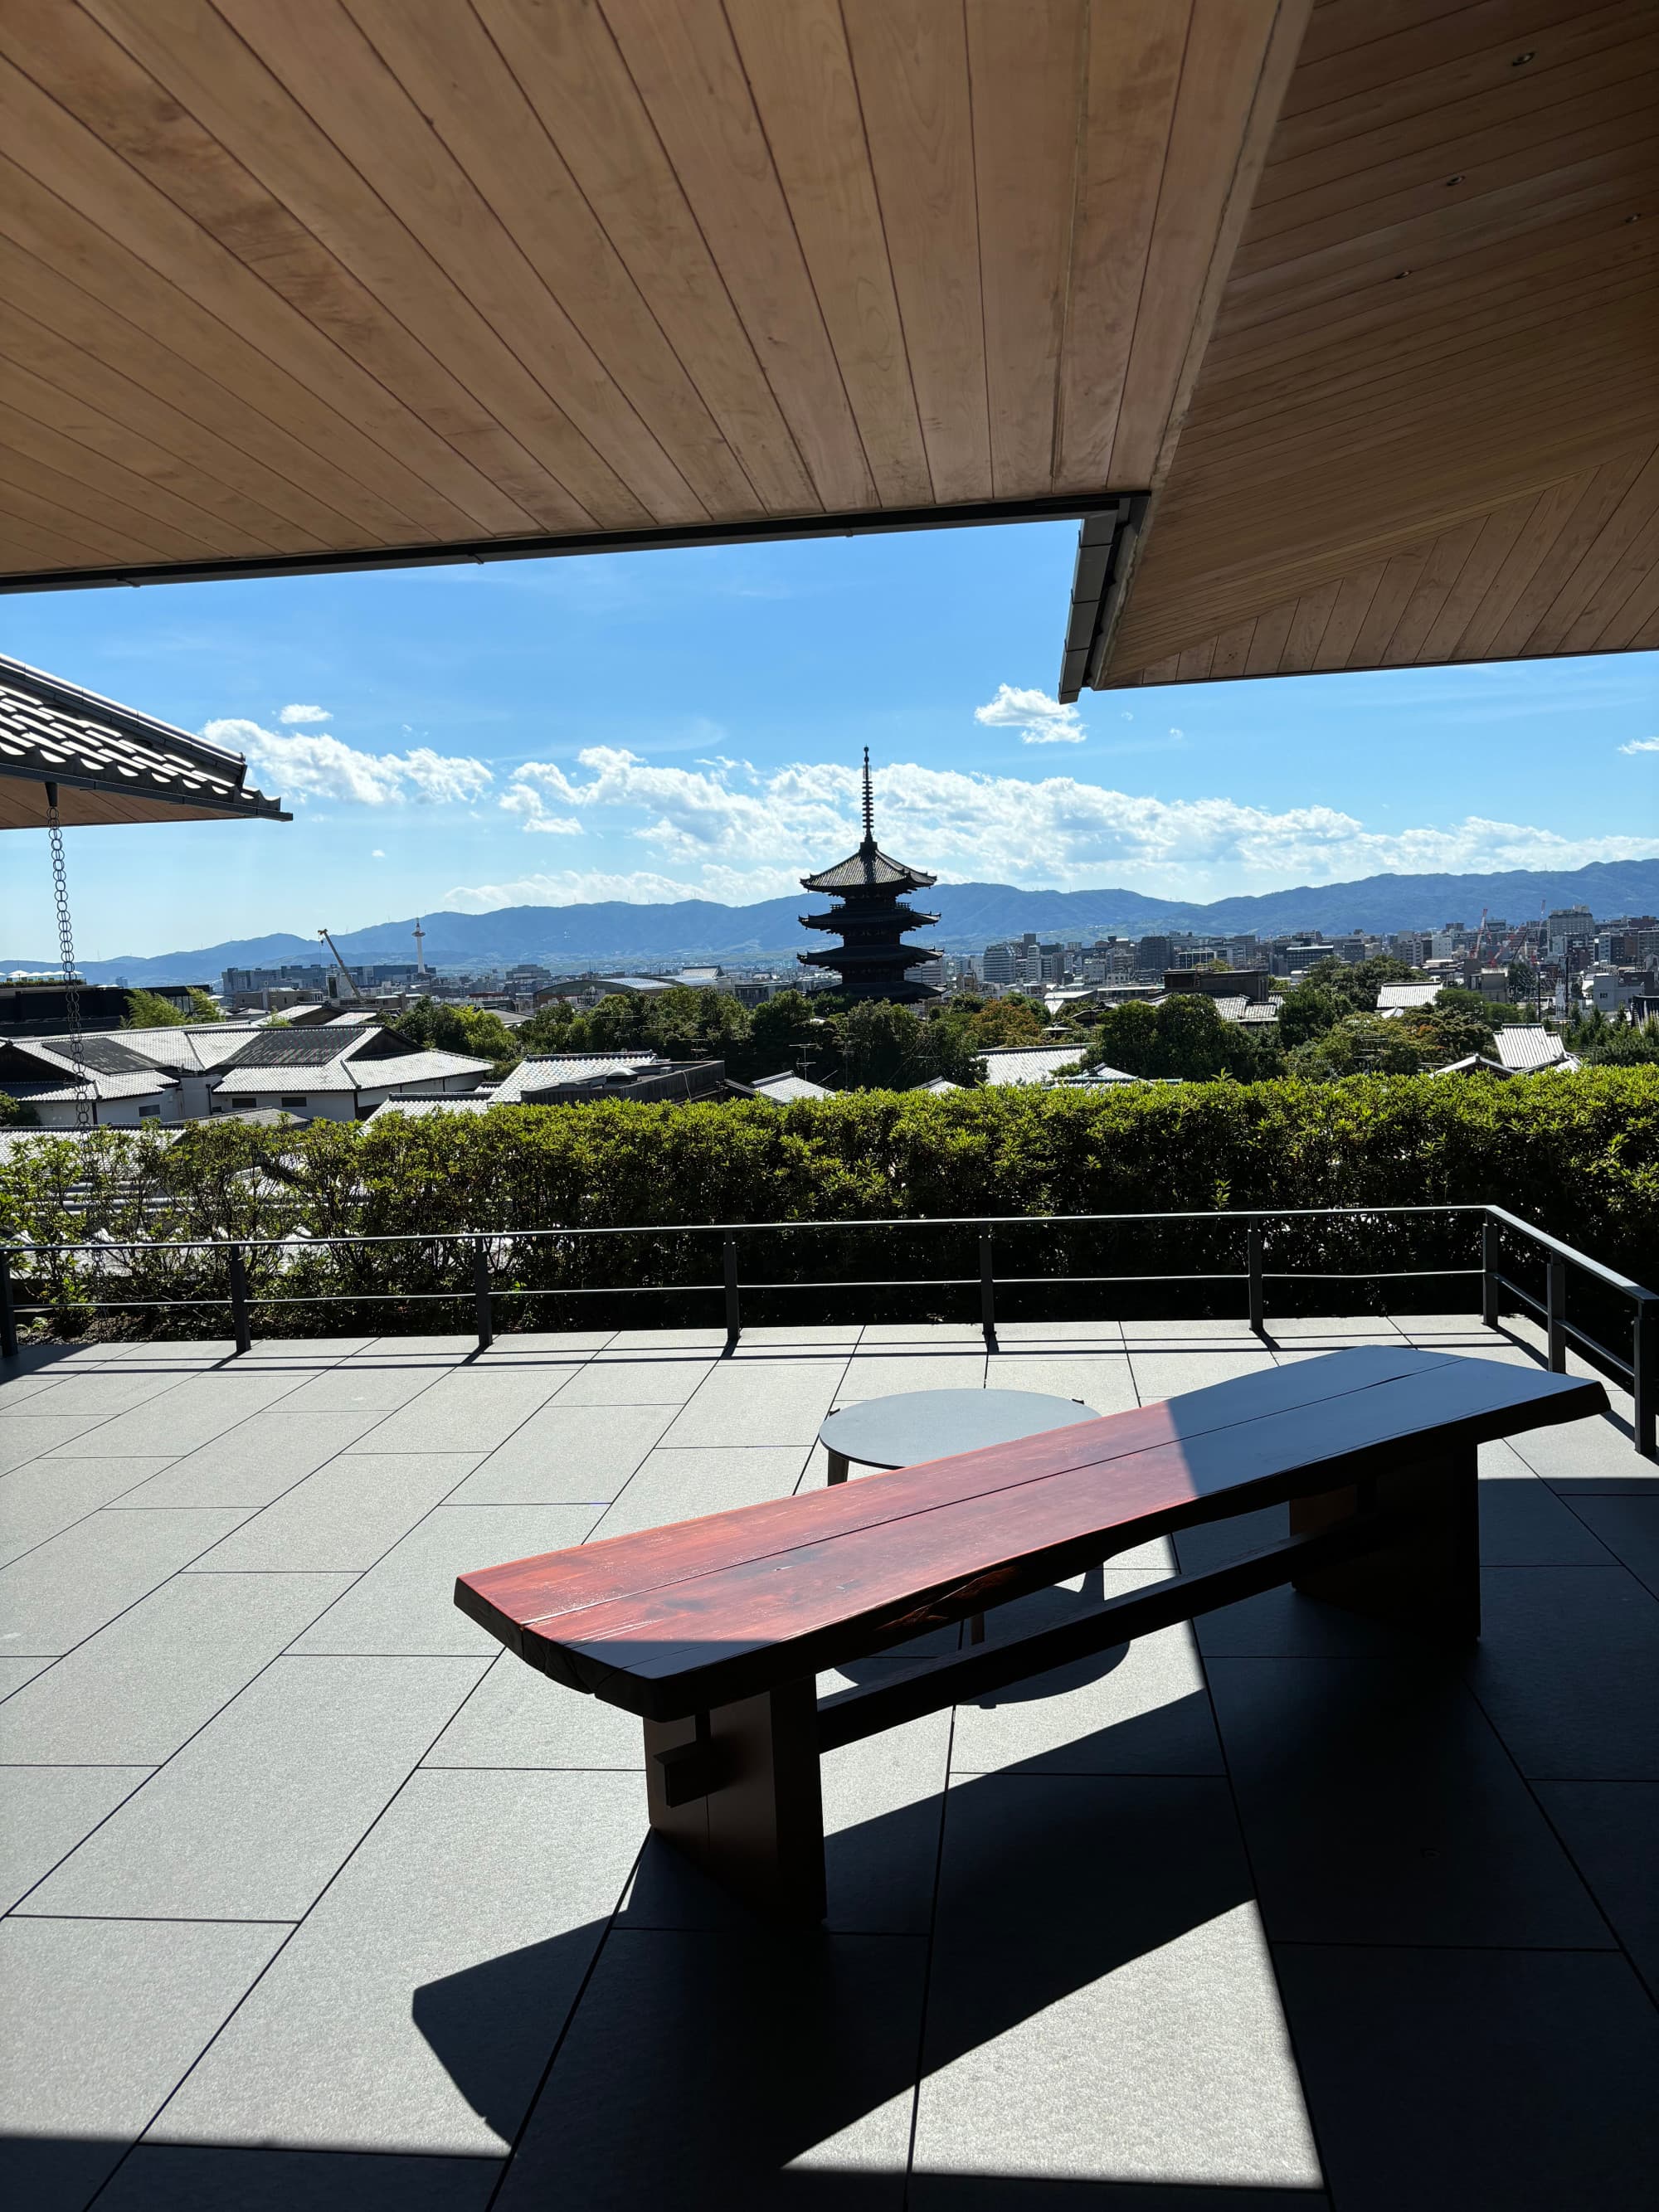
xmin=861 ymin=747 xmax=874 ymax=845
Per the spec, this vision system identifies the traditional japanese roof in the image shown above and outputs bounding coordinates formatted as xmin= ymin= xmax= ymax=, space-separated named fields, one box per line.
xmin=0 ymin=654 xmax=287 ymax=829
xmin=1377 ymin=984 xmax=1445 ymax=1014
xmin=98 ymin=1024 xmax=265 ymax=1072
xmin=1493 ymin=1026 xmax=1569 ymax=1073
xmin=489 ymin=1053 xmax=659 ymax=1103
xmin=800 ymin=749 xmax=937 ymax=897
xmin=750 ymin=1072 xmax=831 ymax=1104
xmin=0 ymin=1036 xmax=178 ymax=1101
xmin=212 ymin=1048 xmax=491 ymax=1096
xmin=978 ymin=1046 xmax=1092 ymax=1087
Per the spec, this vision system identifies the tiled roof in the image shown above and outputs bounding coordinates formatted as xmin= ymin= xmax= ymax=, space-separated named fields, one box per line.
xmin=979 ymin=1046 xmax=1090 ymax=1087
xmin=490 ymin=1053 xmax=659 ymax=1102
xmin=0 ymin=652 xmax=287 ymax=825
xmin=800 ymin=841 xmax=937 ymax=893
xmin=1377 ymin=983 xmax=1443 ymax=1012
xmin=750 ymin=1072 xmax=831 ymax=1102
xmin=219 ymin=1029 xmax=367 ymax=1070
xmin=353 ymin=1051 xmax=494 ymax=1090
xmin=364 ymin=1096 xmax=498 ymax=1120
xmin=1494 ymin=1026 xmax=1567 ymax=1072
xmin=70 ymin=1024 xmax=264 ymax=1072
xmin=212 ymin=1048 xmax=491 ymax=1096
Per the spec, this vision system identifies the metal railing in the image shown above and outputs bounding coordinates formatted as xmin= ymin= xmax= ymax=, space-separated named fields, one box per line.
xmin=1 ymin=1201 xmax=1652 ymax=1457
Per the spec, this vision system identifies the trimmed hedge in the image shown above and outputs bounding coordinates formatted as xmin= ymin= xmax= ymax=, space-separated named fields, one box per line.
xmin=3 ymin=1067 xmax=1654 ymax=1339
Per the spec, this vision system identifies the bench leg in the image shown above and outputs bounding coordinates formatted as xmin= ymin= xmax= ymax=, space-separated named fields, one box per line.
xmin=643 ymin=1678 xmax=826 ymax=1924
xmin=826 ymin=1448 xmax=849 ymax=1485
xmin=1289 ymin=1444 xmax=1480 ymax=1641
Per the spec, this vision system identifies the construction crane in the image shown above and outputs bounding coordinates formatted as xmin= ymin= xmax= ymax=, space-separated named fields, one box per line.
xmin=317 ymin=926 xmax=359 ymax=1001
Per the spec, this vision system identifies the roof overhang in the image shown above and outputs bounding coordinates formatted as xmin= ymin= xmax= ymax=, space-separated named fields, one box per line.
xmin=0 ymin=3 xmax=1650 ymax=685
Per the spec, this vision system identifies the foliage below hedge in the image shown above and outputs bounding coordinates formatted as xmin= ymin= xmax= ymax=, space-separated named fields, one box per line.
xmin=2 ymin=1067 xmax=1653 ymax=1338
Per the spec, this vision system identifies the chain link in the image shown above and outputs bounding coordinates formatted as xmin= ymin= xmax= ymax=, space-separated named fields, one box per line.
xmin=46 ymin=790 xmax=92 ymax=1134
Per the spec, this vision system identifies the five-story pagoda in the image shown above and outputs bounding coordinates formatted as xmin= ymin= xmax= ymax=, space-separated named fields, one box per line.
xmin=798 ymin=751 xmax=941 ymax=1003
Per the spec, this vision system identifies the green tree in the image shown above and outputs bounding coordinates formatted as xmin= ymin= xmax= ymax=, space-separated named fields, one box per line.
xmin=833 ymin=1000 xmax=932 ymax=1089
xmin=0 ymin=1093 xmax=39 ymax=1126
xmin=515 ymin=999 xmax=577 ymax=1054
xmin=385 ymin=999 xmax=522 ymax=1074
xmin=1092 ymin=999 xmax=1160 ymax=1076
xmin=1276 ymin=980 xmax=1347 ymax=1049
xmin=123 ymin=989 xmax=187 ymax=1028
xmin=1577 ymin=1017 xmax=1659 ymax=1067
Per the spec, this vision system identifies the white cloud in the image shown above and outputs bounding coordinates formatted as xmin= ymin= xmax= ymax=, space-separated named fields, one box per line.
xmin=974 ymin=683 xmax=1085 ymax=745
xmin=1619 ymin=737 xmax=1659 ymax=754
xmin=451 ymin=749 xmax=1659 ymax=907
xmin=371 ymin=848 xmax=385 ymax=859
xmin=278 ymin=702 xmax=330 ymax=724
xmin=1168 ymin=727 xmax=1185 ymax=739
xmin=207 ymin=718 xmax=493 ymax=807
xmin=499 ymin=785 xmax=582 ymax=834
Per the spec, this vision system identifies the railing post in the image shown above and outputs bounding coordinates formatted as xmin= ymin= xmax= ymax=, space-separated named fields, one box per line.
xmin=723 ymin=1235 xmax=741 ymax=1346
xmin=1481 ymin=1215 xmax=1500 ymax=1327
xmin=474 ymin=1236 xmax=494 ymax=1352
xmin=1545 ymin=1257 xmax=1567 ymax=1373
xmin=1247 ymin=1220 xmax=1265 ymax=1335
xmin=226 ymin=1243 xmax=252 ymax=1357
xmin=979 ymin=1229 xmax=996 ymax=1348
xmin=0 ymin=1246 xmax=17 ymax=1359
xmin=1634 ymin=1296 xmax=1657 ymax=1462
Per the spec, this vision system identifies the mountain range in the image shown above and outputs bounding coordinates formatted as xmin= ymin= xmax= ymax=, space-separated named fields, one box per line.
xmin=10 ymin=858 xmax=1657 ymax=986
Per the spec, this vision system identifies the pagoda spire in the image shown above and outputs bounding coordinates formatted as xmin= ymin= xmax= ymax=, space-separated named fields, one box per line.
xmin=861 ymin=746 xmax=874 ymax=846
xmin=797 ymin=751 xmax=941 ymax=1004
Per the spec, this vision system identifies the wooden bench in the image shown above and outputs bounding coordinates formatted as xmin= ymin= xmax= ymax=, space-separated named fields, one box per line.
xmin=455 ymin=1347 xmax=1604 ymax=1922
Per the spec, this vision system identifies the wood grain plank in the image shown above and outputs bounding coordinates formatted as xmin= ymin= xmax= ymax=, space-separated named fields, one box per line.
xmin=0 ymin=354 xmax=310 ymax=554
xmin=599 ymin=0 xmax=873 ymax=512
xmin=1587 ymin=545 xmax=1659 ymax=645
xmin=724 ymin=0 xmax=932 ymax=504
xmin=1519 ymin=441 xmax=1659 ymax=649
xmin=1243 ymin=598 xmax=1297 ymax=670
xmin=471 ymin=0 xmax=819 ymax=516
xmin=1416 ymin=492 xmax=1540 ymax=659
xmin=1108 ymin=0 xmax=1292 ymax=485
xmin=1176 ymin=634 xmax=1218 ymax=679
xmin=1553 ymin=506 xmax=1659 ymax=648
xmin=350 ymin=0 xmax=766 ymax=520
xmin=1054 ymin=0 xmax=1190 ymax=491
xmin=103 ymin=0 xmax=654 ymax=530
xmin=1309 ymin=558 xmax=1387 ymax=668
xmin=840 ymin=0 xmax=990 ymax=504
xmin=0 ymin=231 xmax=407 ymax=547
xmin=1275 ymin=577 xmax=1343 ymax=669
xmin=1209 ymin=617 xmax=1259 ymax=676
xmin=1461 ymin=456 xmax=1642 ymax=656
xmin=1381 ymin=515 xmax=1486 ymax=662
xmin=966 ymin=0 xmax=1085 ymax=497
xmin=0 ymin=51 xmax=482 ymax=542
xmin=0 ymin=444 xmax=199 ymax=563
xmin=0 ymin=494 xmax=117 ymax=573
xmin=1281 ymin=0 xmax=1625 ymax=122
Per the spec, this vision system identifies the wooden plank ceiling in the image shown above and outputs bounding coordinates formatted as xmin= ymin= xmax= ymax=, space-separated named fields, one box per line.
xmin=0 ymin=0 xmax=1303 ymax=583
xmin=1095 ymin=0 xmax=1659 ymax=685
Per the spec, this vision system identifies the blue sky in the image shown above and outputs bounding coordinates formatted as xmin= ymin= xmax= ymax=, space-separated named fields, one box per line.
xmin=3 ymin=518 xmax=1656 ymax=960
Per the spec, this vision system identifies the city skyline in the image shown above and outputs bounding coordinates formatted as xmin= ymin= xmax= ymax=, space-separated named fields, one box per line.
xmin=2 ymin=520 xmax=1655 ymax=960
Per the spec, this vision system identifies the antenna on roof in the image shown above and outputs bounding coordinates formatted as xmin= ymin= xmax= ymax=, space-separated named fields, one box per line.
xmin=861 ymin=747 xmax=874 ymax=845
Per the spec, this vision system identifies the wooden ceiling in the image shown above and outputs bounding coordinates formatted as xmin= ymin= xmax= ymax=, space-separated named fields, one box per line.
xmin=1096 ymin=0 xmax=1659 ymax=685
xmin=0 ymin=0 xmax=1652 ymax=698
xmin=0 ymin=0 xmax=1301 ymax=581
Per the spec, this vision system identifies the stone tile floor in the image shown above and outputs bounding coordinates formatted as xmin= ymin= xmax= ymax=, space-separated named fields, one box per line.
xmin=2 ymin=1312 xmax=1656 ymax=2211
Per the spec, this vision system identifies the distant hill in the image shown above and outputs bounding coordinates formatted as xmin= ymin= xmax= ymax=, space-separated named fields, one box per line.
xmin=10 ymin=856 xmax=1657 ymax=985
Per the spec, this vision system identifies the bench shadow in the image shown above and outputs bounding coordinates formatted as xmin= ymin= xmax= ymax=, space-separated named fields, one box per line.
xmin=409 ymin=1694 xmax=1280 ymax=2208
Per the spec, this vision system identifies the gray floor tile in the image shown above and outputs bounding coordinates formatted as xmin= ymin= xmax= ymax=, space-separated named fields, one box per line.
xmin=360 ymin=1335 xmax=479 ymax=1358
xmin=1465 ymin=1565 xmax=1659 ymax=1778
xmin=663 ymin=1358 xmax=845 ymax=1444
xmin=99 ymin=2144 xmax=500 ymax=2212
xmin=912 ymin=1774 xmax=1320 ymax=2189
xmin=1535 ymin=1780 xmax=1659 ymax=2000
xmin=1559 ymin=1495 xmax=1659 ymax=1596
xmin=0 ymin=1916 xmax=286 ymax=2212
xmin=0 ymin=1507 xmax=248 ymax=1654
xmin=275 ymin=1364 xmax=450 ymax=1416
xmin=950 ymin=1578 xmax=1221 ymax=1778
xmin=980 ymin=1353 xmax=1140 ymax=1414
xmin=149 ymin=1769 xmax=643 ymax=2157
xmin=730 ymin=1324 xmax=864 ymax=1349
xmin=1207 ymin=1656 xmax=1613 ymax=1947
xmin=192 ymin=1454 xmax=482 ymax=1573
xmin=593 ymin=1445 xmax=808 ymax=1537
xmin=1267 ymin=1315 xmax=1404 ymax=1339
xmin=479 ymin=1328 xmax=612 ymax=1355
xmin=422 ymin=1649 xmax=642 ymax=1770
xmin=1128 ymin=1350 xmax=1277 ymax=1401
xmin=1274 ymin=1945 xmax=1659 ymax=2212
xmin=0 ymin=1763 xmax=151 ymax=1911
xmin=0 ymin=1572 xmax=354 ymax=1763
xmin=0 ymin=1368 xmax=186 ymax=1419
xmin=606 ymin=1325 xmax=728 ymax=1351
xmin=0 ymin=1655 xmax=51 ymax=1699
xmin=61 ymin=1371 xmax=310 ymax=1458
xmin=1477 ymin=1473 xmax=1621 ymax=1563
xmin=859 ymin=1322 xmax=984 ymax=1344
xmin=497 ymin=1928 xmax=924 ymax=2211
xmin=0 ymin=1413 xmax=116 ymax=1474
xmin=0 ymin=1455 xmax=175 ymax=1568
xmin=114 ymin=1411 xmax=383 ymax=1510
xmin=1121 ymin=1317 xmax=1264 ymax=1344
xmin=555 ymin=1354 xmax=718 ymax=1406
xmin=25 ymin=1655 xmax=486 ymax=1920
xmin=448 ymin=1401 xmax=676 ymax=1504
xmin=291 ymin=1505 xmax=597 ymax=1655
xmin=1510 ymin=1412 xmax=1654 ymax=1491
xmin=353 ymin=1367 xmax=576 ymax=1455
xmin=832 ymin=1354 xmax=986 ymax=1405
xmin=0 ymin=1365 xmax=79 ymax=1405
xmin=993 ymin=1319 xmax=1126 ymax=1345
